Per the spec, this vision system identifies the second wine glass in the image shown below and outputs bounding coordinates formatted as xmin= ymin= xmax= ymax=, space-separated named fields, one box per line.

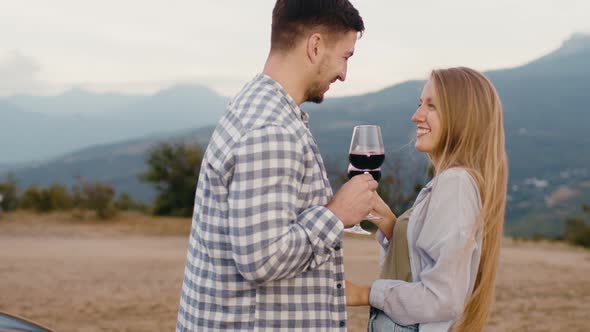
xmin=344 ymin=125 xmax=385 ymax=235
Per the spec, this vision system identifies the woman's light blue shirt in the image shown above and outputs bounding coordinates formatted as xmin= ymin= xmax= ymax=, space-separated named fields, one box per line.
xmin=370 ymin=168 xmax=483 ymax=332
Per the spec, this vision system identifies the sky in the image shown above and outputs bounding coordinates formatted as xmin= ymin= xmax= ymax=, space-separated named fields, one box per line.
xmin=0 ymin=0 xmax=589 ymax=98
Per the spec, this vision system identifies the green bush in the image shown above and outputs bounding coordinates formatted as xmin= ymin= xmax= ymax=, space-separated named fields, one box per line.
xmin=76 ymin=180 xmax=117 ymax=219
xmin=14 ymin=177 xmax=147 ymax=219
xmin=115 ymin=193 xmax=148 ymax=212
xmin=47 ymin=184 xmax=73 ymax=210
xmin=564 ymin=218 xmax=590 ymax=248
xmin=19 ymin=186 xmax=42 ymax=210
xmin=140 ymin=142 xmax=203 ymax=217
xmin=0 ymin=176 xmax=19 ymax=212
xmin=18 ymin=184 xmax=73 ymax=212
xmin=563 ymin=204 xmax=590 ymax=248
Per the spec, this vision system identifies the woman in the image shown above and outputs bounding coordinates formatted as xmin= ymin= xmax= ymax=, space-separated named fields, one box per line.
xmin=346 ymin=67 xmax=508 ymax=332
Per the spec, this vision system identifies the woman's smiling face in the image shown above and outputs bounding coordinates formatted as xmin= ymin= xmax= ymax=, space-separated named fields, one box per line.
xmin=412 ymin=78 xmax=441 ymax=154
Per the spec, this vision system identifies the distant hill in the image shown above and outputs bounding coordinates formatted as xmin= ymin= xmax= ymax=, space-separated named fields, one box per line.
xmin=7 ymin=88 xmax=143 ymax=116
xmin=7 ymin=126 xmax=215 ymax=202
xmin=0 ymin=84 xmax=228 ymax=163
xmin=3 ymin=33 xmax=589 ymax=237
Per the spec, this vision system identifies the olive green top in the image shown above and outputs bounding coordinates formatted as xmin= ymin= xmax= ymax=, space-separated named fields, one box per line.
xmin=379 ymin=208 xmax=413 ymax=282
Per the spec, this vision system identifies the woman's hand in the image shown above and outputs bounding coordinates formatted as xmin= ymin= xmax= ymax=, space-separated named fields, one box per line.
xmin=369 ymin=193 xmax=397 ymax=239
xmin=345 ymin=280 xmax=371 ymax=306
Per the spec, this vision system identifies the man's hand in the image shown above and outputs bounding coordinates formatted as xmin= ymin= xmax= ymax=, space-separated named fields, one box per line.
xmin=326 ymin=173 xmax=378 ymax=228
xmin=345 ymin=280 xmax=371 ymax=306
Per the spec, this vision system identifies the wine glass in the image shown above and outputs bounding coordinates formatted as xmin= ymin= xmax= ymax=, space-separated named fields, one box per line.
xmin=344 ymin=125 xmax=385 ymax=235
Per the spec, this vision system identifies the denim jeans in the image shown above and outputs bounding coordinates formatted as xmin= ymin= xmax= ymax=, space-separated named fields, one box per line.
xmin=368 ymin=307 xmax=419 ymax=332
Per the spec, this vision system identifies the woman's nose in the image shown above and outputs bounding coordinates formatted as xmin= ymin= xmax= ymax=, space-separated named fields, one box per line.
xmin=412 ymin=107 xmax=425 ymax=123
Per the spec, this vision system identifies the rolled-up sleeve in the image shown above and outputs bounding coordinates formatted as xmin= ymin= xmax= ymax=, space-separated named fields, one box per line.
xmin=228 ymin=125 xmax=343 ymax=284
xmin=369 ymin=170 xmax=482 ymax=325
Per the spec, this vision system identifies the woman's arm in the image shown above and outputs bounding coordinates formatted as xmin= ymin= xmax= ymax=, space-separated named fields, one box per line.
xmin=369 ymin=193 xmax=397 ymax=240
xmin=345 ymin=280 xmax=371 ymax=306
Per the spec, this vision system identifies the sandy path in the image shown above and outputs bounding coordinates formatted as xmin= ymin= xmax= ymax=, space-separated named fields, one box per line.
xmin=1 ymin=227 xmax=588 ymax=331
xmin=1 ymin=236 xmax=186 ymax=332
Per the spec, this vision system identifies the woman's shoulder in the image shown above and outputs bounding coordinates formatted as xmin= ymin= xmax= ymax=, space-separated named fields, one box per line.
xmin=433 ymin=167 xmax=481 ymax=205
xmin=438 ymin=167 xmax=471 ymax=179
xmin=416 ymin=167 xmax=482 ymax=250
xmin=436 ymin=167 xmax=477 ymax=189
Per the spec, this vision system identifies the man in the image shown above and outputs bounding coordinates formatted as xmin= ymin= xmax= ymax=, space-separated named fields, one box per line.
xmin=177 ymin=1 xmax=374 ymax=330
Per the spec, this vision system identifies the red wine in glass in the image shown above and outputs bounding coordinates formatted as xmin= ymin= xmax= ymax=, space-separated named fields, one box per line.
xmin=349 ymin=153 xmax=385 ymax=170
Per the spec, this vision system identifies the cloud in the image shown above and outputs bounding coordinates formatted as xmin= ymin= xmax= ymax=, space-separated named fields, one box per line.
xmin=0 ymin=51 xmax=46 ymax=96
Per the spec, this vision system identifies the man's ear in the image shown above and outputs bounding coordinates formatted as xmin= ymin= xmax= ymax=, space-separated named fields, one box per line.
xmin=306 ymin=32 xmax=324 ymax=65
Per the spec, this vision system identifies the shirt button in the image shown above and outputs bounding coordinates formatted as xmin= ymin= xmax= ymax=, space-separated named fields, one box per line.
xmin=339 ymin=321 xmax=346 ymax=327
xmin=336 ymin=283 xmax=342 ymax=289
xmin=334 ymin=244 xmax=341 ymax=251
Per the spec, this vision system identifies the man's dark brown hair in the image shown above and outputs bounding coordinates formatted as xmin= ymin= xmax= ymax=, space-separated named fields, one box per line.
xmin=271 ymin=0 xmax=364 ymax=52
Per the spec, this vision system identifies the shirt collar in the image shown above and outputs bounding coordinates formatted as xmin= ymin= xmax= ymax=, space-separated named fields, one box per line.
xmin=255 ymin=73 xmax=309 ymax=128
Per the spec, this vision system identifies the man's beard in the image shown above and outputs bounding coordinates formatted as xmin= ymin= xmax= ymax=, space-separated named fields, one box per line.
xmin=305 ymin=62 xmax=332 ymax=104
xmin=305 ymin=81 xmax=325 ymax=104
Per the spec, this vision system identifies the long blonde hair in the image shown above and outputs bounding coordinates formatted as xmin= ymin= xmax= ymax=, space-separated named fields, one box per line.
xmin=429 ymin=67 xmax=508 ymax=331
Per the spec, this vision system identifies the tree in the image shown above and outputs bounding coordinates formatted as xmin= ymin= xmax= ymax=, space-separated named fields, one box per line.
xmin=140 ymin=142 xmax=203 ymax=217
xmin=19 ymin=184 xmax=73 ymax=212
xmin=75 ymin=178 xmax=117 ymax=219
xmin=47 ymin=183 xmax=73 ymax=210
xmin=564 ymin=218 xmax=590 ymax=248
xmin=115 ymin=192 xmax=148 ymax=212
xmin=0 ymin=175 xmax=18 ymax=212
xmin=19 ymin=186 xmax=42 ymax=210
xmin=563 ymin=204 xmax=590 ymax=248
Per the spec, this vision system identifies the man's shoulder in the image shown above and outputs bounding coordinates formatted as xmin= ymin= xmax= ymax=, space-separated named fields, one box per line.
xmin=227 ymin=79 xmax=295 ymax=131
xmin=206 ymin=75 xmax=308 ymax=162
xmin=207 ymin=99 xmax=297 ymax=158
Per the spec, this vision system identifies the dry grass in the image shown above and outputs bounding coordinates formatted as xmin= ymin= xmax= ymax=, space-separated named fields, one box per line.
xmin=0 ymin=211 xmax=588 ymax=331
xmin=0 ymin=210 xmax=191 ymax=237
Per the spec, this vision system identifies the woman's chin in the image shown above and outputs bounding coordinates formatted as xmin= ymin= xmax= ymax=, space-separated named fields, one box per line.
xmin=415 ymin=143 xmax=431 ymax=153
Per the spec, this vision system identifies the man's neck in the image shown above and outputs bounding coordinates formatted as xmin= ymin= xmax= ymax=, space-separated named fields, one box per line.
xmin=262 ymin=54 xmax=307 ymax=105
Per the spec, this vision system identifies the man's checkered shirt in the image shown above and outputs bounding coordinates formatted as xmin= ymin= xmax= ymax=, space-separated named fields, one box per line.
xmin=177 ymin=74 xmax=347 ymax=331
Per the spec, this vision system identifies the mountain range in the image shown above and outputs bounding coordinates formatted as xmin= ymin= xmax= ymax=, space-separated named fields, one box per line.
xmin=2 ymin=33 xmax=589 ymax=237
xmin=0 ymin=84 xmax=227 ymax=163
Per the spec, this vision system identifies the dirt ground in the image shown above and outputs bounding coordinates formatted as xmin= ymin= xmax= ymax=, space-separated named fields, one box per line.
xmin=1 ymin=212 xmax=588 ymax=331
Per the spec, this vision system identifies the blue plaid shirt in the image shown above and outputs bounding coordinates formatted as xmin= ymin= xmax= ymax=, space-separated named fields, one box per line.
xmin=177 ymin=74 xmax=347 ymax=331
